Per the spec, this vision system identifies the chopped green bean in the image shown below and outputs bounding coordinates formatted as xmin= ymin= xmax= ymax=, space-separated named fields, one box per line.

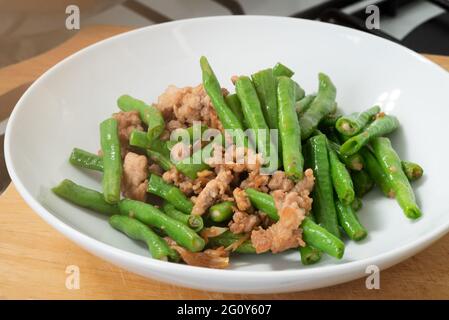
xmin=209 ymin=201 xmax=234 ymax=223
xmin=69 ymin=148 xmax=103 ymax=172
xmin=225 ymin=94 xmax=246 ymax=128
xmin=371 ymin=137 xmax=422 ymax=219
xmin=402 ymin=161 xmax=424 ymax=182
xmin=52 ymin=179 xmax=119 ymax=215
xmin=100 ymin=118 xmax=122 ymax=204
xmin=299 ymin=73 xmax=337 ymax=140
xmin=118 ymin=199 xmax=205 ymax=252
xmin=304 ymin=134 xmax=340 ymax=237
xmin=336 ymin=106 xmax=380 ymax=137
xmin=296 ymin=94 xmax=316 ymax=116
xmin=340 ymin=114 xmax=399 ymax=156
xmin=335 ymin=200 xmax=367 ymax=241
xmin=251 ymin=68 xmax=278 ymax=130
xmin=117 ymin=94 xmax=165 ymax=141
xmin=109 ymin=215 xmax=179 ymax=261
xmin=327 ymin=139 xmax=355 ymax=205
xmin=277 ymin=76 xmax=304 ymax=181
xmin=162 ymin=203 xmax=203 ymax=232
xmin=273 ymin=62 xmax=294 ymax=77
xmin=206 ymin=231 xmax=256 ymax=254
xmin=147 ymin=174 xmax=193 ymax=214
xmin=360 ymin=147 xmax=394 ymax=197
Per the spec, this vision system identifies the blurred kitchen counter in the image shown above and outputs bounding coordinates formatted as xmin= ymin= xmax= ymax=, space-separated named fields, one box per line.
xmin=1 ymin=25 xmax=449 ymax=299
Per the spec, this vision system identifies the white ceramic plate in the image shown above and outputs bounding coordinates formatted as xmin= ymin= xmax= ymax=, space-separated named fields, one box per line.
xmin=5 ymin=16 xmax=449 ymax=293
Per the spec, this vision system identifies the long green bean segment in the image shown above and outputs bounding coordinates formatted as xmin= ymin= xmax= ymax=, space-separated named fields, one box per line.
xmin=371 ymin=137 xmax=422 ymax=219
xmin=335 ymin=201 xmax=367 ymax=241
xmin=118 ymin=199 xmax=205 ymax=252
xmin=351 ymin=169 xmax=374 ymax=198
xmin=117 ymin=94 xmax=165 ymax=141
xmin=235 ymin=75 xmax=272 ymax=154
xmin=245 ymin=188 xmax=344 ymax=258
xmin=305 ymin=134 xmax=340 ymax=238
xmin=162 ymin=203 xmax=203 ymax=232
xmin=52 ymin=179 xmax=119 ymax=215
xmin=147 ymin=149 xmax=174 ymax=171
xmin=69 ymin=148 xmax=104 ymax=172
xmin=340 ymin=114 xmax=399 ymax=156
xmin=129 ymin=129 xmax=151 ymax=150
xmin=327 ymin=140 xmax=355 ymax=205
xmin=251 ymin=68 xmax=278 ymax=130
xmin=277 ymin=76 xmax=304 ymax=181
xmin=206 ymin=231 xmax=256 ymax=254
xmin=109 ymin=215 xmax=179 ymax=261
xmin=200 ymin=56 xmax=243 ymax=131
xmin=273 ymin=62 xmax=294 ymax=77
xmin=299 ymin=73 xmax=337 ymax=140
xmin=360 ymin=147 xmax=394 ymax=197
xmin=100 ymin=118 xmax=122 ymax=204
xmin=209 ymin=201 xmax=234 ymax=223
xmin=335 ymin=106 xmax=381 ymax=136
xmin=299 ymin=245 xmax=322 ymax=265
xmin=224 ymin=93 xmax=246 ymax=128
xmin=296 ymin=94 xmax=316 ymax=115
xmin=147 ymin=174 xmax=193 ymax=214
xmin=402 ymin=161 xmax=424 ymax=182
xmin=294 ymin=81 xmax=305 ymax=101
xmin=327 ymin=139 xmax=364 ymax=171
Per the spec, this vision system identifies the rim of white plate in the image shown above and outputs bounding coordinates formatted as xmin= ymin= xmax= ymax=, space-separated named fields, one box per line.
xmin=5 ymin=16 xmax=449 ymax=281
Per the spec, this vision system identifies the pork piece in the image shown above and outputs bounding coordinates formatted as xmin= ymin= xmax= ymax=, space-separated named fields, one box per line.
xmin=112 ymin=111 xmax=143 ymax=156
xmin=291 ymin=168 xmax=315 ymax=194
xmin=233 ymin=188 xmax=251 ymax=211
xmin=229 ymin=210 xmax=261 ymax=234
xmin=162 ymin=167 xmax=215 ymax=196
xmin=121 ymin=152 xmax=148 ymax=201
xmin=156 ymin=84 xmax=223 ymax=130
xmin=250 ymin=182 xmax=314 ymax=254
xmin=240 ymin=171 xmax=270 ymax=193
xmin=191 ymin=169 xmax=233 ymax=215
xmin=268 ymin=170 xmax=294 ymax=192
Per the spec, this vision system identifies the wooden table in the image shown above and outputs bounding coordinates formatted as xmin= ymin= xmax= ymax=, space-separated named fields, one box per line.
xmin=1 ymin=25 xmax=449 ymax=300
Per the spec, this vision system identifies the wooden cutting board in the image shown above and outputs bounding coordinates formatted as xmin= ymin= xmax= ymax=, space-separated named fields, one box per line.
xmin=1 ymin=25 xmax=449 ymax=300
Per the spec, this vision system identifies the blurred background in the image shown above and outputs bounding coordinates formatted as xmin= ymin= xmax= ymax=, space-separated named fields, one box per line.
xmin=1 ymin=0 xmax=449 ymax=68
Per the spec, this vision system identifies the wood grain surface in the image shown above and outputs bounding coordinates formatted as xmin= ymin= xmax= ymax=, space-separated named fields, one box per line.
xmin=1 ymin=25 xmax=448 ymax=300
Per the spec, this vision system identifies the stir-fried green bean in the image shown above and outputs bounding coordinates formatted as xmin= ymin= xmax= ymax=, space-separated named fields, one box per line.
xmin=299 ymin=244 xmax=322 ymax=265
xmin=69 ymin=148 xmax=103 ymax=172
xmin=296 ymin=94 xmax=316 ymax=116
xmin=335 ymin=200 xmax=367 ymax=241
xmin=109 ymin=215 xmax=179 ymax=261
xmin=304 ymin=134 xmax=340 ymax=237
xmin=117 ymin=94 xmax=165 ymax=141
xmin=327 ymin=139 xmax=364 ymax=171
xmin=371 ymin=137 xmax=422 ymax=219
xmin=251 ymin=68 xmax=278 ymax=130
xmin=209 ymin=201 xmax=234 ymax=223
xmin=52 ymin=179 xmax=119 ymax=215
xmin=162 ymin=203 xmax=203 ymax=232
xmin=402 ymin=161 xmax=424 ymax=182
xmin=360 ymin=147 xmax=394 ymax=197
xmin=351 ymin=198 xmax=363 ymax=212
xmin=277 ymin=76 xmax=304 ymax=181
xmin=235 ymin=75 xmax=272 ymax=154
xmin=100 ymin=118 xmax=122 ymax=204
xmin=118 ymin=199 xmax=205 ymax=252
xmin=273 ymin=62 xmax=294 ymax=77
xmin=340 ymin=114 xmax=399 ymax=156
xmin=147 ymin=174 xmax=194 ymax=214
xmin=327 ymin=140 xmax=355 ymax=205
xmin=225 ymin=93 xmax=246 ymax=128
xmin=299 ymin=73 xmax=337 ymax=140
xmin=336 ymin=106 xmax=380 ymax=136
xmin=200 ymin=56 xmax=244 ymax=131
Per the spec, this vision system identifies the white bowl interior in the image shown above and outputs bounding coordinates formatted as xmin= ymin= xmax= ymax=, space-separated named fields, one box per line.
xmin=5 ymin=16 xmax=449 ymax=291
